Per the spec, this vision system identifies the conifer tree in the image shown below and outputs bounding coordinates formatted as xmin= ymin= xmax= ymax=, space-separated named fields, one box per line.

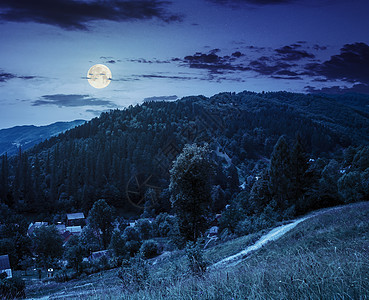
xmin=268 ymin=136 xmax=291 ymax=209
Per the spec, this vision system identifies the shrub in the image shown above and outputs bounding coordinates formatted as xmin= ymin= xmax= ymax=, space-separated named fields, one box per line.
xmin=135 ymin=219 xmax=153 ymax=240
xmin=0 ymin=276 xmax=26 ymax=299
xmin=185 ymin=241 xmax=208 ymax=276
xmin=154 ymin=213 xmax=177 ymax=237
xmin=126 ymin=240 xmax=141 ymax=257
xmin=140 ymin=240 xmax=159 ymax=259
xmin=117 ymin=257 xmax=150 ymax=292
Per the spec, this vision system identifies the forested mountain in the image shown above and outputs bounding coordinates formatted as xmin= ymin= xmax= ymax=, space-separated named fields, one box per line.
xmin=0 ymin=91 xmax=369 ymax=217
xmin=0 ymin=120 xmax=86 ymax=156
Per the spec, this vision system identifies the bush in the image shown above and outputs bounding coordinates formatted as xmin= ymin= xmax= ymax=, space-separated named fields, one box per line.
xmin=126 ymin=240 xmax=141 ymax=257
xmin=0 ymin=276 xmax=26 ymax=299
xmin=117 ymin=257 xmax=150 ymax=292
xmin=154 ymin=213 xmax=177 ymax=237
xmin=185 ymin=241 xmax=208 ymax=276
xmin=135 ymin=219 xmax=153 ymax=240
xmin=140 ymin=240 xmax=159 ymax=259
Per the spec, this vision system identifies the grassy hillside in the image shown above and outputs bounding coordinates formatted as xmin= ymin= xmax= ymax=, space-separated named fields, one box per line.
xmin=25 ymin=202 xmax=369 ymax=299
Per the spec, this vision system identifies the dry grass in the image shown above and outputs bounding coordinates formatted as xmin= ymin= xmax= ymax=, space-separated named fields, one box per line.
xmin=27 ymin=202 xmax=369 ymax=299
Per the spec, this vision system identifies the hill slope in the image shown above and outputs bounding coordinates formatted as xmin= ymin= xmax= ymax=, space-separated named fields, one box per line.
xmin=25 ymin=201 xmax=369 ymax=299
xmin=0 ymin=120 xmax=86 ymax=156
xmin=1 ymin=91 xmax=369 ymax=214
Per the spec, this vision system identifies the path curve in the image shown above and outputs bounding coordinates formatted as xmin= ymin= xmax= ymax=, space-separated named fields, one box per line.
xmin=210 ymin=206 xmax=341 ymax=270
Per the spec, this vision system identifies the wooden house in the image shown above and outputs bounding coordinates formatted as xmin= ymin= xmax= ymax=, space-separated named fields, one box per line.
xmin=66 ymin=213 xmax=85 ymax=227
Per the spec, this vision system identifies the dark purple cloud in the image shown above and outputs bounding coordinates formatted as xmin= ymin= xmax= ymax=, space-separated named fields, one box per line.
xmin=33 ymin=94 xmax=117 ymax=107
xmin=275 ymin=45 xmax=315 ymax=61
xmin=306 ymin=84 xmax=369 ymax=95
xmin=209 ymin=0 xmax=294 ymax=5
xmin=307 ymin=42 xmax=369 ymax=84
xmin=143 ymin=95 xmax=178 ymax=102
xmin=0 ymin=70 xmax=39 ymax=82
xmin=181 ymin=50 xmax=249 ymax=74
xmin=248 ymin=57 xmax=296 ymax=76
xmin=128 ymin=58 xmax=171 ymax=64
xmin=0 ymin=0 xmax=181 ymax=30
xmin=0 ymin=72 xmax=15 ymax=82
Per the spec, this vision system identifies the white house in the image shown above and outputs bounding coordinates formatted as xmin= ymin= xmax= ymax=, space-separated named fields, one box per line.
xmin=0 ymin=255 xmax=12 ymax=278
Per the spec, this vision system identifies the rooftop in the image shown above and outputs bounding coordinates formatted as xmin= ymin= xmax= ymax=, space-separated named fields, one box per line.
xmin=0 ymin=255 xmax=11 ymax=270
xmin=66 ymin=213 xmax=85 ymax=220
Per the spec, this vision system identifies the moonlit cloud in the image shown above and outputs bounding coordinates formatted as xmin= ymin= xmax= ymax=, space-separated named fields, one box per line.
xmin=143 ymin=95 xmax=178 ymax=102
xmin=32 ymin=94 xmax=117 ymax=108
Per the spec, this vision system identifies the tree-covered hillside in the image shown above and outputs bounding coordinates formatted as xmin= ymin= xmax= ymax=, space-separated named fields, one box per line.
xmin=0 ymin=91 xmax=369 ymax=216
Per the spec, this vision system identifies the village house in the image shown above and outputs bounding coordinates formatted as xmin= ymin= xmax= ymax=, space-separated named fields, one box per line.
xmin=0 ymin=255 xmax=12 ymax=278
xmin=62 ymin=226 xmax=83 ymax=244
xmin=27 ymin=221 xmax=48 ymax=236
xmin=66 ymin=213 xmax=85 ymax=227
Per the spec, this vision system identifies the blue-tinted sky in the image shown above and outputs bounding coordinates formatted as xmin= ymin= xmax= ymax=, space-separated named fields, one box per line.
xmin=0 ymin=0 xmax=369 ymax=129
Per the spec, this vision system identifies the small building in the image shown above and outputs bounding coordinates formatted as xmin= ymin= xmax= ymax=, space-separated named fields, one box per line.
xmin=88 ymin=250 xmax=111 ymax=262
xmin=66 ymin=213 xmax=85 ymax=227
xmin=0 ymin=255 xmax=12 ymax=278
xmin=27 ymin=222 xmax=48 ymax=236
xmin=65 ymin=226 xmax=82 ymax=236
xmin=56 ymin=224 xmax=66 ymax=235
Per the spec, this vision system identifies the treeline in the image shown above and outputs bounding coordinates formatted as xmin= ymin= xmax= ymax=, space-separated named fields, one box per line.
xmin=220 ymin=140 xmax=369 ymax=236
xmin=0 ymin=91 xmax=368 ymax=216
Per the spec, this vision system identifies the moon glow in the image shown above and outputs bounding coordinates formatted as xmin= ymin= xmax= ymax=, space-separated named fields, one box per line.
xmin=87 ymin=64 xmax=112 ymax=89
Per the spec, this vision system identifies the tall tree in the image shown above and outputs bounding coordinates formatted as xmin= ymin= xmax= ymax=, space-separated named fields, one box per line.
xmin=290 ymin=135 xmax=308 ymax=201
xmin=87 ymin=199 xmax=114 ymax=249
xmin=32 ymin=225 xmax=63 ymax=268
xmin=268 ymin=136 xmax=292 ymax=209
xmin=169 ymin=144 xmax=214 ymax=242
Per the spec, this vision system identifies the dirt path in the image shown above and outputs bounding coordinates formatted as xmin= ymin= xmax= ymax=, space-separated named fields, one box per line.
xmin=211 ymin=206 xmax=341 ymax=270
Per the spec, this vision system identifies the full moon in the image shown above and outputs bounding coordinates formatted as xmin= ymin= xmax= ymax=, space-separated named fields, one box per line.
xmin=87 ymin=64 xmax=112 ymax=89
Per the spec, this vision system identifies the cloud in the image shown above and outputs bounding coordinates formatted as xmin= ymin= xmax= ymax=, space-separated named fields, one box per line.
xmin=180 ymin=50 xmax=249 ymax=74
xmin=0 ymin=0 xmax=182 ymax=30
xmin=305 ymin=84 xmax=369 ymax=95
xmin=0 ymin=72 xmax=15 ymax=82
xmin=313 ymin=44 xmax=328 ymax=51
xmin=128 ymin=58 xmax=171 ymax=64
xmin=307 ymin=42 xmax=369 ymax=85
xmin=85 ymin=109 xmax=109 ymax=116
xmin=32 ymin=94 xmax=117 ymax=107
xmin=208 ymin=0 xmax=295 ymax=6
xmin=275 ymin=45 xmax=315 ymax=61
xmin=135 ymin=74 xmax=199 ymax=80
xmin=143 ymin=95 xmax=178 ymax=102
xmin=0 ymin=70 xmax=40 ymax=82
xmin=248 ymin=57 xmax=296 ymax=76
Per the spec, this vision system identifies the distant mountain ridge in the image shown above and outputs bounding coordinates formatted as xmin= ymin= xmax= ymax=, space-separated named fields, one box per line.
xmin=0 ymin=120 xmax=86 ymax=156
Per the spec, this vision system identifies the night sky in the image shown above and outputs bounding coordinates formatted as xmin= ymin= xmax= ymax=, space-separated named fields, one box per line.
xmin=0 ymin=0 xmax=369 ymax=129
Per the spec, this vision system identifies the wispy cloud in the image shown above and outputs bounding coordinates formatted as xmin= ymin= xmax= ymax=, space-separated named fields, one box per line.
xmin=143 ymin=95 xmax=178 ymax=102
xmin=208 ymin=0 xmax=295 ymax=6
xmin=32 ymin=94 xmax=117 ymax=107
xmin=305 ymin=84 xmax=369 ymax=95
xmin=0 ymin=0 xmax=182 ymax=30
xmin=0 ymin=70 xmax=40 ymax=82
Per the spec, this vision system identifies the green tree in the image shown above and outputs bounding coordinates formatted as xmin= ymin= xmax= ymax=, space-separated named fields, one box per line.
xmin=338 ymin=171 xmax=364 ymax=203
xmin=64 ymin=236 xmax=85 ymax=273
xmin=169 ymin=144 xmax=214 ymax=242
xmin=268 ymin=136 xmax=292 ymax=209
xmin=87 ymin=199 xmax=114 ymax=249
xmin=290 ymin=136 xmax=308 ymax=201
xmin=32 ymin=225 xmax=63 ymax=268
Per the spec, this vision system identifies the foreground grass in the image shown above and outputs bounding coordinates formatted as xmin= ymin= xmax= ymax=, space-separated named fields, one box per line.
xmin=27 ymin=202 xmax=369 ymax=299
